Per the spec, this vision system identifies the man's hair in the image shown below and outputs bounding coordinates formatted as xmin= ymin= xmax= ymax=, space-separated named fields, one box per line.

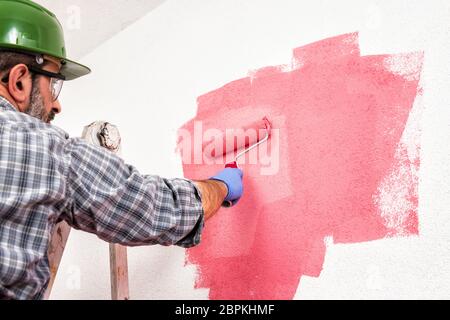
xmin=0 ymin=51 xmax=40 ymax=74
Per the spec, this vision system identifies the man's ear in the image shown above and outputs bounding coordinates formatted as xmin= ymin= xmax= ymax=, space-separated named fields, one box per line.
xmin=7 ymin=64 xmax=33 ymax=111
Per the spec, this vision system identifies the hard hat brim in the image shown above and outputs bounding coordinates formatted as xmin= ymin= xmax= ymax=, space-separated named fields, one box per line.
xmin=60 ymin=58 xmax=91 ymax=81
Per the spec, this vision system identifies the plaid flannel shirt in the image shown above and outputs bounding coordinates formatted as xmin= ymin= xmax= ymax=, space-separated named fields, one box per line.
xmin=0 ymin=96 xmax=204 ymax=300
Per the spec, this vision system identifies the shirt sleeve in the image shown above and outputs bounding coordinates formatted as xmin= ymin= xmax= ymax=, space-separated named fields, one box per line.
xmin=60 ymin=137 xmax=204 ymax=248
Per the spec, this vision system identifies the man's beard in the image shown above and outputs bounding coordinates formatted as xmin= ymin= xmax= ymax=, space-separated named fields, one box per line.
xmin=24 ymin=79 xmax=55 ymax=123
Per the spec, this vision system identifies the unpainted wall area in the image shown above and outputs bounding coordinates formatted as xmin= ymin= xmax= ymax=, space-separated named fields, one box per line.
xmin=36 ymin=0 xmax=167 ymax=59
xmin=49 ymin=0 xmax=450 ymax=299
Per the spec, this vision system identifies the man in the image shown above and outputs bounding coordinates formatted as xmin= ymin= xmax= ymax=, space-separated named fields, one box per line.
xmin=0 ymin=0 xmax=243 ymax=299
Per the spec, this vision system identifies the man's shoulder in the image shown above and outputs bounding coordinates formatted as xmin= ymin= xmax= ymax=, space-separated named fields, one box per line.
xmin=0 ymin=109 xmax=70 ymax=141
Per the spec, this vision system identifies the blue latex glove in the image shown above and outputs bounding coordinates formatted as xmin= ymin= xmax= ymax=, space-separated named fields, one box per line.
xmin=210 ymin=168 xmax=244 ymax=207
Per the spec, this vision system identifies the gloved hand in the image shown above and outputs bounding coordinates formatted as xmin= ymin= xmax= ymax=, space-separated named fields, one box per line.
xmin=210 ymin=168 xmax=244 ymax=207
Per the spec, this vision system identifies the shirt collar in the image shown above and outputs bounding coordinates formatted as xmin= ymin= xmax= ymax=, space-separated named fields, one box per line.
xmin=0 ymin=96 xmax=18 ymax=112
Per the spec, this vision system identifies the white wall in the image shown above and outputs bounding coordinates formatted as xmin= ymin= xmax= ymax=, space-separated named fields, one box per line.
xmin=49 ymin=0 xmax=450 ymax=299
xmin=36 ymin=0 xmax=166 ymax=59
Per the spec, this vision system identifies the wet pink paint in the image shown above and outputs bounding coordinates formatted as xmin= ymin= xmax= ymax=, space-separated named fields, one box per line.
xmin=178 ymin=33 xmax=423 ymax=299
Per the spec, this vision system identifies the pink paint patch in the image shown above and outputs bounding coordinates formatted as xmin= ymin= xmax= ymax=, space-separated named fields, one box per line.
xmin=178 ymin=32 xmax=423 ymax=299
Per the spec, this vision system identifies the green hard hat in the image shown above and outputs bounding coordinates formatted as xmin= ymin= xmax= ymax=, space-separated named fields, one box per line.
xmin=0 ymin=0 xmax=90 ymax=80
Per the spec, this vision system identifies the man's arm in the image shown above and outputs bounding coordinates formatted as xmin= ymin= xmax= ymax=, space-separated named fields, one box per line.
xmin=194 ymin=166 xmax=244 ymax=220
xmin=62 ymin=138 xmax=205 ymax=248
xmin=193 ymin=180 xmax=228 ymax=221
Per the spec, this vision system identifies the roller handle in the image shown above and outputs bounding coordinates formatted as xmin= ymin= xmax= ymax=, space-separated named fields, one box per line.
xmin=221 ymin=161 xmax=239 ymax=207
xmin=223 ymin=200 xmax=233 ymax=208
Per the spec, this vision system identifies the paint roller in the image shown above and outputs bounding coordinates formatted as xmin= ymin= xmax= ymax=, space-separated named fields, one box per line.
xmin=204 ymin=117 xmax=272 ymax=207
xmin=222 ymin=116 xmax=272 ymax=168
xmin=202 ymin=117 xmax=272 ymax=166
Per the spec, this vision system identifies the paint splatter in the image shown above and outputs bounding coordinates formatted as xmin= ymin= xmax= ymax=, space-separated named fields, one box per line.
xmin=178 ymin=33 xmax=423 ymax=299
